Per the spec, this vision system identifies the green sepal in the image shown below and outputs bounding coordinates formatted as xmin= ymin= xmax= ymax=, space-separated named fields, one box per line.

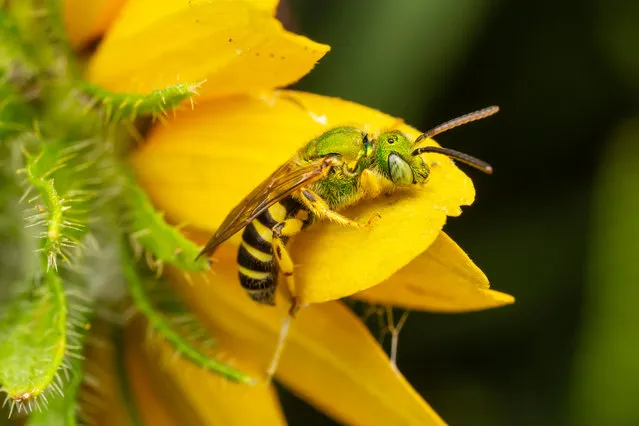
xmin=24 ymin=232 xmax=110 ymax=425
xmin=122 ymin=251 xmax=254 ymax=384
xmin=26 ymin=332 xmax=85 ymax=426
xmin=25 ymin=370 xmax=82 ymax=426
xmin=23 ymin=136 xmax=103 ymax=267
xmin=78 ymin=81 xmax=204 ymax=122
xmin=22 ymin=139 xmax=95 ymax=270
xmin=0 ymin=270 xmax=67 ymax=414
xmin=124 ymin=170 xmax=210 ymax=272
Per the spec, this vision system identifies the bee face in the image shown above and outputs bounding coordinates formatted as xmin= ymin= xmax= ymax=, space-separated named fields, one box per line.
xmin=375 ymin=131 xmax=429 ymax=185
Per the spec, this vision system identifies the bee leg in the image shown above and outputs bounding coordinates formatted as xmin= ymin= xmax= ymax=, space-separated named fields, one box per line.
xmin=266 ymin=314 xmax=293 ymax=381
xmin=360 ymin=169 xmax=383 ymax=198
xmin=299 ymin=187 xmax=379 ymax=228
xmin=271 ymin=218 xmax=304 ymax=298
xmin=265 ymin=218 xmax=305 ymax=380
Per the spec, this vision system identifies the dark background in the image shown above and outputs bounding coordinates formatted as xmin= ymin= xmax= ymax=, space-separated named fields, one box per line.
xmin=277 ymin=0 xmax=639 ymax=425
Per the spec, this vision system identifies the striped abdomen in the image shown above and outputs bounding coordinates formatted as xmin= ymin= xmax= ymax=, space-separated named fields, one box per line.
xmin=237 ymin=196 xmax=311 ymax=305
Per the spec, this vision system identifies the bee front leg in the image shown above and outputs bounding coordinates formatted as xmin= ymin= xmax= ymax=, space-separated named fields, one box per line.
xmin=299 ymin=187 xmax=379 ymax=228
xmin=360 ymin=169 xmax=383 ymax=198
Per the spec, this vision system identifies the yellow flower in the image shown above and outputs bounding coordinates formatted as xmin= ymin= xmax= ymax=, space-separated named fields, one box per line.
xmin=132 ymin=91 xmax=514 ymax=309
xmin=66 ymin=0 xmax=515 ymax=425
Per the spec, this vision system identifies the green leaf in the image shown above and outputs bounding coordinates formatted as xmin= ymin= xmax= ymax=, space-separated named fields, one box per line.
xmin=569 ymin=116 xmax=639 ymax=426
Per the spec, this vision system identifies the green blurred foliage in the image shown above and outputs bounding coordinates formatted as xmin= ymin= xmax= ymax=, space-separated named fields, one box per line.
xmin=279 ymin=0 xmax=639 ymax=425
xmin=570 ymin=117 xmax=639 ymax=426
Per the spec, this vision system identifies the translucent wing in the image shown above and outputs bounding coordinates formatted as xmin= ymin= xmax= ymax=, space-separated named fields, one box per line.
xmin=196 ymin=155 xmax=339 ymax=259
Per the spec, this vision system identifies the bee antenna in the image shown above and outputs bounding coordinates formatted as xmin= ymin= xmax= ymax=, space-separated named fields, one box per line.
xmin=414 ymin=106 xmax=499 ymax=145
xmin=412 ymin=146 xmax=493 ymax=175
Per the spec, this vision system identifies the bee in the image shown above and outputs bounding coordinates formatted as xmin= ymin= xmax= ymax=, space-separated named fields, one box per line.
xmin=196 ymin=106 xmax=497 ymax=311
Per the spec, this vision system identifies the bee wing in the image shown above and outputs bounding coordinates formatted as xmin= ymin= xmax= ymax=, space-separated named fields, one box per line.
xmin=196 ymin=155 xmax=339 ymax=259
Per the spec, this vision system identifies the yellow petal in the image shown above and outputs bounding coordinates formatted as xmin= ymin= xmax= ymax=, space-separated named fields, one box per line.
xmin=132 ymin=91 xmax=477 ymax=303
xmin=124 ymin=324 xmax=185 ymax=426
xmin=64 ymin=0 xmax=127 ymax=49
xmin=289 ymin=166 xmax=474 ymax=304
xmin=355 ymin=231 xmax=515 ymax=312
xmin=87 ymin=0 xmax=328 ymax=98
xmin=165 ymin=243 xmax=447 ymax=426
xmin=126 ymin=318 xmax=287 ymax=426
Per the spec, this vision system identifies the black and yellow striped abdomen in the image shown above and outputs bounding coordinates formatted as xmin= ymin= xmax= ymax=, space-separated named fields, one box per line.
xmin=237 ymin=196 xmax=311 ymax=305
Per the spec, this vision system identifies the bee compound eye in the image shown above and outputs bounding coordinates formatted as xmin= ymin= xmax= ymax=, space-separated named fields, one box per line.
xmin=388 ymin=152 xmax=414 ymax=185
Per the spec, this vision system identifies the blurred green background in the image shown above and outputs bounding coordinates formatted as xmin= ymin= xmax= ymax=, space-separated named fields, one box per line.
xmin=277 ymin=0 xmax=639 ymax=425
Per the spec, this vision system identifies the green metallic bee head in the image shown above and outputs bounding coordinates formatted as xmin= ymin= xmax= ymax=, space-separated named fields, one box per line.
xmin=375 ymin=106 xmax=499 ymax=185
xmin=375 ymin=130 xmax=429 ymax=185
